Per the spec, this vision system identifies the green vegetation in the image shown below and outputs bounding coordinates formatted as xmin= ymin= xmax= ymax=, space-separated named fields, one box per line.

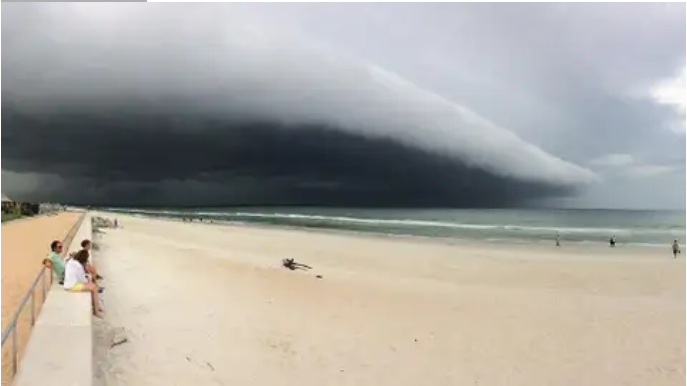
xmin=1 ymin=212 xmax=23 ymax=222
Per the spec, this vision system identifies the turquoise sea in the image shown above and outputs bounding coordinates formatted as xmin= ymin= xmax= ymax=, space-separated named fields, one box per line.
xmin=101 ymin=207 xmax=685 ymax=247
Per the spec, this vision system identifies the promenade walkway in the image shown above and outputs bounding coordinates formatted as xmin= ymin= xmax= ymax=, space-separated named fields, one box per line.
xmin=1 ymin=212 xmax=82 ymax=385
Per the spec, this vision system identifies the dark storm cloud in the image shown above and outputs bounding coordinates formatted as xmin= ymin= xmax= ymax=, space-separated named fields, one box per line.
xmin=1 ymin=105 xmax=579 ymax=207
xmin=2 ymin=3 xmax=598 ymax=207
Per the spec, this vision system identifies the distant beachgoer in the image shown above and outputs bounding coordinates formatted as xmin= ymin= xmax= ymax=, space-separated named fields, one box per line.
xmin=672 ymin=240 xmax=681 ymax=258
xmin=609 ymin=236 xmax=616 ymax=247
xmin=114 ymin=219 xmax=118 ymax=228
xmin=45 ymin=240 xmax=66 ymax=285
xmin=555 ymin=232 xmax=561 ymax=247
xmin=64 ymin=250 xmax=103 ymax=317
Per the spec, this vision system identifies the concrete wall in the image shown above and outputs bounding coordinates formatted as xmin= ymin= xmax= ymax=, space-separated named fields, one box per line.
xmin=66 ymin=212 xmax=92 ymax=257
xmin=13 ymin=212 xmax=93 ymax=386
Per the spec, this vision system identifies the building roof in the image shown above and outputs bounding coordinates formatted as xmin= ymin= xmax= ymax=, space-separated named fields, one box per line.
xmin=1 ymin=194 xmax=13 ymax=203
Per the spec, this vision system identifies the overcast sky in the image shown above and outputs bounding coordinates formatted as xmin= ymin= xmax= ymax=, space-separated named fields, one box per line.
xmin=2 ymin=3 xmax=685 ymax=209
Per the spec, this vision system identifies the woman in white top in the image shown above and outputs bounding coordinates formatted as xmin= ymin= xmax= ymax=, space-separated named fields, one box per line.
xmin=64 ymin=250 xmax=103 ymax=317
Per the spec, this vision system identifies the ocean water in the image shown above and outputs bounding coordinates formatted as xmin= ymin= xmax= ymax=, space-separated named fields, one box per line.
xmin=102 ymin=207 xmax=685 ymax=247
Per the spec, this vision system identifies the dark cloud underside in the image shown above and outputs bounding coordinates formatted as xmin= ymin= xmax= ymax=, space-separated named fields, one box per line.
xmin=2 ymin=107 xmax=569 ymax=207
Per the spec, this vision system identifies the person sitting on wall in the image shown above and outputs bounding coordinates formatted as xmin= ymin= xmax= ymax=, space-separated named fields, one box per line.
xmin=43 ymin=240 xmax=66 ymax=285
xmin=64 ymin=249 xmax=103 ymax=317
xmin=69 ymin=239 xmax=103 ymax=281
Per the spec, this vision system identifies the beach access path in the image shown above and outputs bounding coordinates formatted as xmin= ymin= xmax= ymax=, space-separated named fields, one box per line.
xmin=93 ymin=213 xmax=685 ymax=386
xmin=1 ymin=211 xmax=82 ymax=385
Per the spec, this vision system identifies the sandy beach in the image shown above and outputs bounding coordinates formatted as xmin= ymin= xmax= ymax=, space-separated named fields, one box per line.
xmin=1 ymin=212 xmax=82 ymax=385
xmin=93 ymin=213 xmax=685 ymax=386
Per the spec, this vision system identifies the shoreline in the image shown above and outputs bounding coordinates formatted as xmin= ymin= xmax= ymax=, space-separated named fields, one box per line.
xmin=94 ymin=210 xmax=676 ymax=256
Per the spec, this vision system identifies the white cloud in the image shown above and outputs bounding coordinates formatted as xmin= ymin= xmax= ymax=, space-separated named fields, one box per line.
xmin=626 ymin=164 xmax=676 ymax=177
xmin=590 ymin=153 xmax=676 ymax=178
xmin=651 ymin=67 xmax=686 ymax=133
xmin=589 ymin=153 xmax=635 ymax=167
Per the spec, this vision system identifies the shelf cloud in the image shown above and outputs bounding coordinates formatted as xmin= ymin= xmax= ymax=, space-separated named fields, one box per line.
xmin=2 ymin=3 xmax=596 ymax=207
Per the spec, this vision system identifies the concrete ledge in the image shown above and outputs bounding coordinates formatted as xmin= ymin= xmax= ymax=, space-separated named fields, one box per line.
xmin=12 ymin=325 xmax=92 ymax=386
xmin=13 ymin=212 xmax=94 ymax=386
xmin=35 ymin=284 xmax=91 ymax=328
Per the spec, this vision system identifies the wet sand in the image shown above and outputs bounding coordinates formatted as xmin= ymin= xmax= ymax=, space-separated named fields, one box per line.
xmin=94 ymin=214 xmax=685 ymax=386
xmin=1 ymin=212 xmax=82 ymax=385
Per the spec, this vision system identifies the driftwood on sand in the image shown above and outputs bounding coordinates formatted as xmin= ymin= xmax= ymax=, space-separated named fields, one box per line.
xmin=282 ymin=258 xmax=312 ymax=271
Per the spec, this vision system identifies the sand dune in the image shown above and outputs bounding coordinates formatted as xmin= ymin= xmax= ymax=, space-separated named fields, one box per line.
xmin=93 ymin=214 xmax=685 ymax=386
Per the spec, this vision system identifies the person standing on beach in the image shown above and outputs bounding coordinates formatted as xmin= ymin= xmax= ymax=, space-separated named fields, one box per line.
xmin=672 ymin=240 xmax=680 ymax=258
xmin=609 ymin=236 xmax=616 ymax=247
xmin=555 ymin=232 xmax=561 ymax=247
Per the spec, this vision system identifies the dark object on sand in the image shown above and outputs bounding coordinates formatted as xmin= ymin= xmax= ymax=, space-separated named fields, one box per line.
xmin=316 ymin=275 xmax=323 ymax=279
xmin=282 ymin=258 xmax=312 ymax=271
xmin=110 ymin=337 xmax=128 ymax=349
